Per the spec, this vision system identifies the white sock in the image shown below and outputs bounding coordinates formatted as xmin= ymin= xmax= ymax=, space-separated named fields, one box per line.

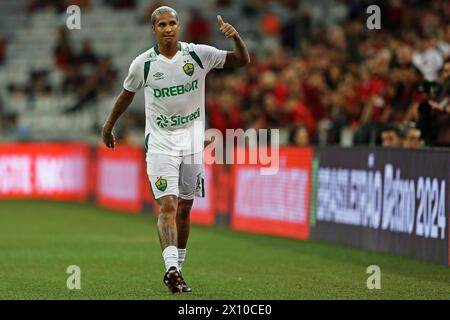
xmin=162 ymin=245 xmax=179 ymax=272
xmin=178 ymin=248 xmax=187 ymax=271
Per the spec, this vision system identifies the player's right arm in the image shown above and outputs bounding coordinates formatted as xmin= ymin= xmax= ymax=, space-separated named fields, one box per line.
xmin=102 ymin=56 xmax=144 ymax=149
xmin=217 ymin=15 xmax=250 ymax=68
xmin=101 ymin=89 xmax=135 ymax=149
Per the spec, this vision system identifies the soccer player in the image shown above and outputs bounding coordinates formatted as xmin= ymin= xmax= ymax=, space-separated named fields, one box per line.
xmin=101 ymin=6 xmax=250 ymax=293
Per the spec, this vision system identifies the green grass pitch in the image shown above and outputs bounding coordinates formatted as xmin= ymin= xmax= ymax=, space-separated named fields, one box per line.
xmin=0 ymin=200 xmax=449 ymax=300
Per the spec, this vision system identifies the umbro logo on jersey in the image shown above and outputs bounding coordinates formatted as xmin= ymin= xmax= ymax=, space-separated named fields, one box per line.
xmin=153 ymin=72 xmax=165 ymax=80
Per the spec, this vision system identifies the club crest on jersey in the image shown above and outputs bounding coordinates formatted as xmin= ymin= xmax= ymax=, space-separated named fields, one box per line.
xmin=155 ymin=177 xmax=167 ymax=191
xmin=183 ymin=62 xmax=194 ymax=76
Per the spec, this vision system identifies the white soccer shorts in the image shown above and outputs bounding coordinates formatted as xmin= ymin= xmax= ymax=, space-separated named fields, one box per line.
xmin=146 ymin=152 xmax=205 ymax=200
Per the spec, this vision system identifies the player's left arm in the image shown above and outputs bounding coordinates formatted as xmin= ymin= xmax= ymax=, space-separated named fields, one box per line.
xmin=217 ymin=15 xmax=250 ymax=68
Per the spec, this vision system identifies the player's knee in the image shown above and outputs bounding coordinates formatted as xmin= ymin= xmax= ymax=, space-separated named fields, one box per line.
xmin=157 ymin=196 xmax=178 ymax=216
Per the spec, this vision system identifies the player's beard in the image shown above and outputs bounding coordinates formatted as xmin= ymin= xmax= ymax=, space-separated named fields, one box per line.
xmin=162 ymin=35 xmax=176 ymax=46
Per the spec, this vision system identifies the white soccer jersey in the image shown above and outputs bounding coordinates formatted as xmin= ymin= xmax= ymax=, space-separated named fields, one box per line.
xmin=123 ymin=41 xmax=227 ymax=156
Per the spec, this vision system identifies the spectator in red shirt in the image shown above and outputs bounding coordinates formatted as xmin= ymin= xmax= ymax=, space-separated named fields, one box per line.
xmin=302 ymin=68 xmax=328 ymax=121
xmin=207 ymin=91 xmax=242 ymax=135
xmin=284 ymin=96 xmax=316 ymax=137
xmin=0 ymin=36 xmax=5 ymax=65
xmin=186 ymin=9 xmax=212 ymax=44
xmin=53 ymin=27 xmax=74 ymax=71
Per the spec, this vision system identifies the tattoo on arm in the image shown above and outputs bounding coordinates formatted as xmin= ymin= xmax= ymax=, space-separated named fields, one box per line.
xmin=224 ymin=34 xmax=250 ymax=68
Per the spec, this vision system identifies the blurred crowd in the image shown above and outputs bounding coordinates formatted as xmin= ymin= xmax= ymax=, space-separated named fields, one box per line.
xmin=5 ymin=25 xmax=117 ymax=118
xmin=54 ymin=27 xmax=118 ymax=114
xmin=2 ymin=0 xmax=450 ymax=147
xmin=203 ymin=0 xmax=450 ymax=148
xmin=26 ymin=0 xmax=137 ymax=12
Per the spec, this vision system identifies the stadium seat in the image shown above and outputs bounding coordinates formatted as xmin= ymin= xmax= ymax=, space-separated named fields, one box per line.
xmin=5 ymin=95 xmax=29 ymax=115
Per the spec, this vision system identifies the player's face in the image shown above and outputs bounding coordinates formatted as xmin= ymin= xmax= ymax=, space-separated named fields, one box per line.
xmin=152 ymin=12 xmax=180 ymax=46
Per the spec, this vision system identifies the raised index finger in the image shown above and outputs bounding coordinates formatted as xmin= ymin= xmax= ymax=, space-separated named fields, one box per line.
xmin=217 ymin=15 xmax=224 ymax=26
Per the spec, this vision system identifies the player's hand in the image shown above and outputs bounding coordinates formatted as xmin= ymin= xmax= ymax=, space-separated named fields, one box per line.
xmin=102 ymin=127 xmax=116 ymax=149
xmin=217 ymin=15 xmax=238 ymax=39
